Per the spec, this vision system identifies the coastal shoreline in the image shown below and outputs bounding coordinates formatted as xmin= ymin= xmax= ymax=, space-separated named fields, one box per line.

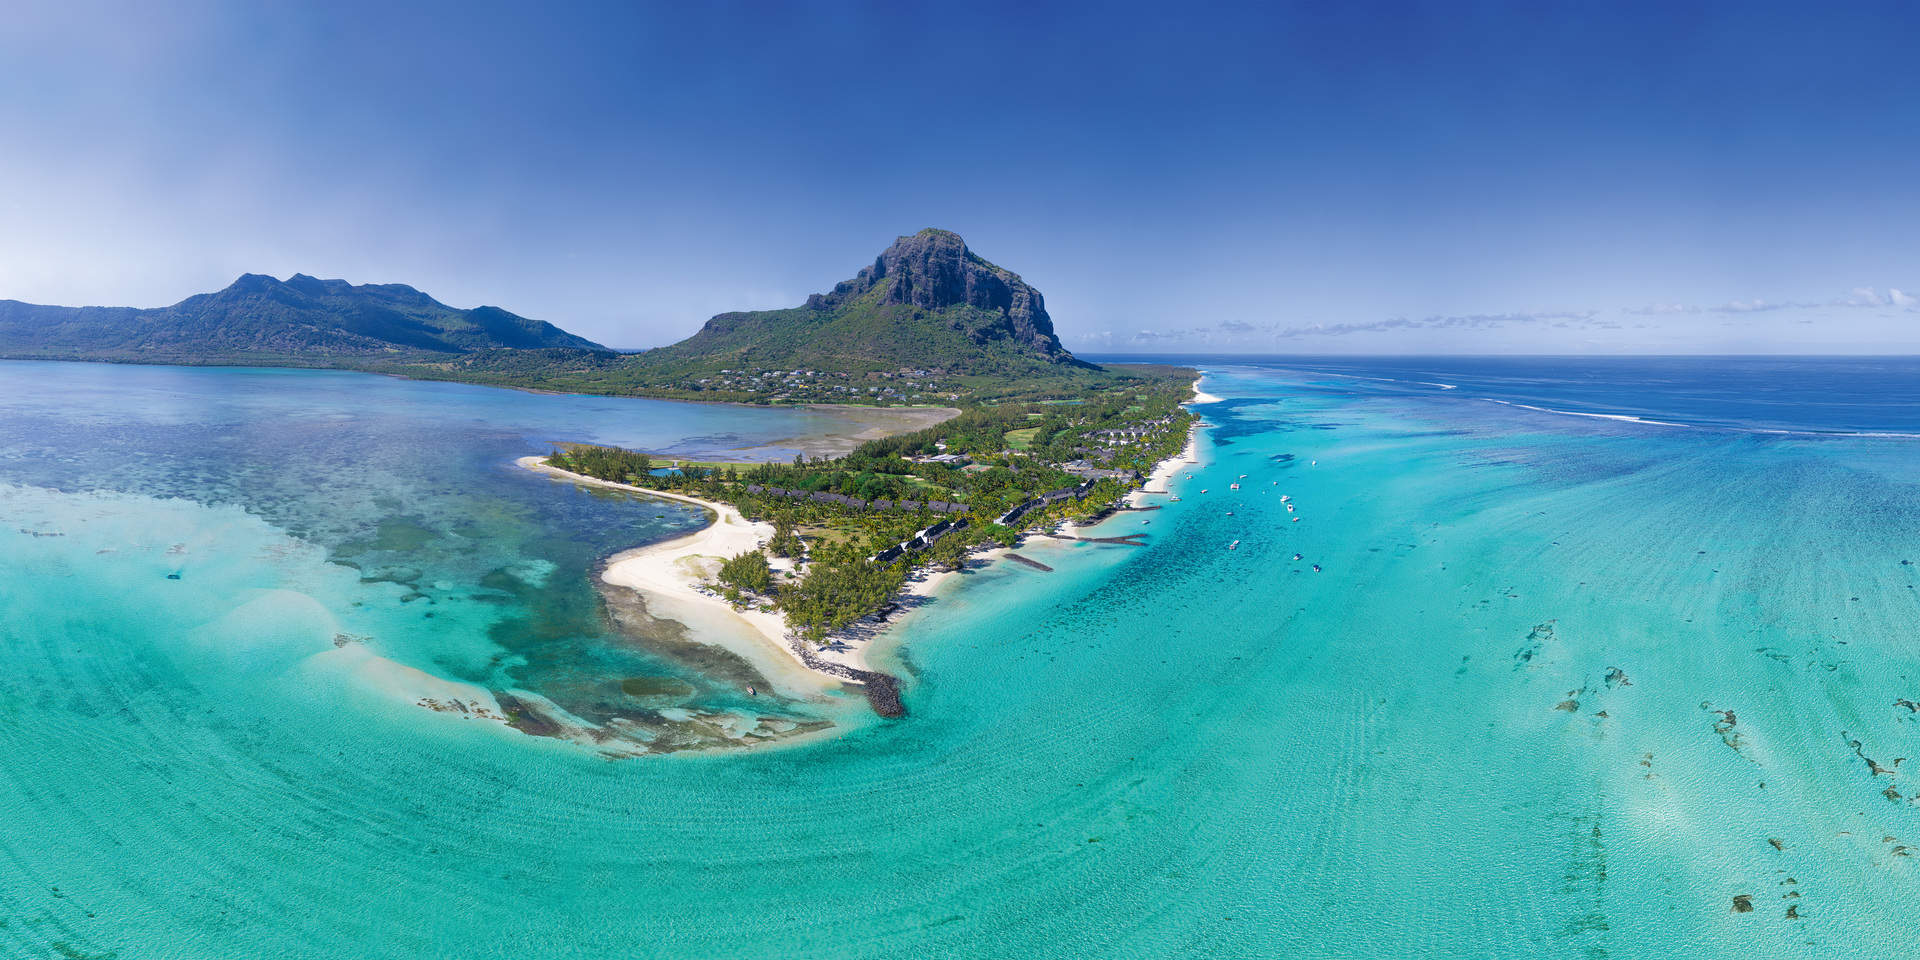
xmin=516 ymin=457 xmax=842 ymax=690
xmin=1125 ymin=427 xmax=1202 ymax=508
xmin=522 ymin=454 xmax=925 ymax=715
xmin=1124 ymin=378 xmax=1212 ymax=507
xmin=518 ymin=374 xmax=1212 ymax=712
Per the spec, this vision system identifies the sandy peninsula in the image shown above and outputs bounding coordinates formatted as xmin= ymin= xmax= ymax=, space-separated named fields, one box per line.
xmin=1189 ymin=376 xmax=1223 ymax=406
xmin=518 ymin=456 xmax=877 ymax=695
xmin=518 ymin=376 xmax=1212 ymax=701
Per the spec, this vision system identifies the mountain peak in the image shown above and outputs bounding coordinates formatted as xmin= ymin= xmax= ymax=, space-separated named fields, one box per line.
xmin=284 ymin=273 xmax=332 ymax=297
xmin=640 ymin=230 xmax=1086 ymax=382
xmin=800 ymin=229 xmax=1068 ymax=361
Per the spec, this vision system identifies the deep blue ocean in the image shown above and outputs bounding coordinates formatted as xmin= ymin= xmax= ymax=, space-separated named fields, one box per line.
xmin=1100 ymin=354 xmax=1920 ymax=435
xmin=5 ymin=356 xmax=1920 ymax=958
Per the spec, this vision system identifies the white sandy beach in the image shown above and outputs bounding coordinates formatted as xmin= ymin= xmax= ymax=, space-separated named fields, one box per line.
xmin=1124 ymin=383 xmax=1210 ymax=506
xmin=518 ymin=456 xmax=879 ymax=694
xmin=1131 ymin=428 xmax=1201 ymax=504
xmin=1189 ymin=376 xmax=1223 ymax=405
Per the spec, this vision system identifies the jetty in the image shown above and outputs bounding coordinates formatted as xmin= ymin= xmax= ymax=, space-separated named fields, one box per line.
xmin=780 ymin=637 xmax=904 ymax=716
xmin=1065 ymin=533 xmax=1149 ymax=546
xmin=1005 ymin=553 xmax=1054 ymax=572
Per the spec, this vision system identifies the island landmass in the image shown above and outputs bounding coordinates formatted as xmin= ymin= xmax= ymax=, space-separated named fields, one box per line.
xmin=527 ymin=372 xmax=1204 ymax=717
xmin=0 ymin=228 xmax=1176 ymax=406
xmin=7 ymin=226 xmax=1205 ymax=739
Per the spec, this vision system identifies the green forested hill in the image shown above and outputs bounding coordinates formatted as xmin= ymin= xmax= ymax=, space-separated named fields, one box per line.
xmin=0 ymin=272 xmax=604 ymax=361
xmin=630 ymin=229 xmax=1091 ymax=379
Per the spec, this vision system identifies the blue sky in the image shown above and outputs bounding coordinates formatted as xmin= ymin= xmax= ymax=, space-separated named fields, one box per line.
xmin=2 ymin=1 xmax=1916 ymax=353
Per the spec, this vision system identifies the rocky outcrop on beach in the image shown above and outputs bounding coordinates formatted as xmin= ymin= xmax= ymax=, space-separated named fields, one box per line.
xmin=785 ymin=637 xmax=905 ymax=717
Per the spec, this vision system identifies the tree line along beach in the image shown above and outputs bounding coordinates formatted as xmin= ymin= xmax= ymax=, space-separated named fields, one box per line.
xmin=517 ymin=375 xmax=1211 ymax=726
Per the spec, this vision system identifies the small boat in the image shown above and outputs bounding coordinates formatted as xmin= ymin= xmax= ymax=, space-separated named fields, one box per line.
xmin=1227 ymin=539 xmax=1240 ymax=550
xmin=1311 ymin=564 xmax=1322 ymax=573
xmin=1286 ymin=505 xmax=1295 ymax=513
xmin=1201 ymin=489 xmax=1209 ymax=494
xmin=1280 ymin=494 xmax=1290 ymax=502
xmin=747 ymin=685 xmax=757 ymax=696
xmin=1238 ymin=474 xmax=1247 ymax=479
xmin=1291 ymin=553 xmax=1302 ymax=561
xmin=1311 ymin=460 xmax=1317 ymax=465
xmin=1230 ymin=483 xmax=1241 ymax=490
xmin=1291 ymin=517 xmax=1301 ymax=523
xmin=1225 ymin=511 xmax=1233 ymax=516
xmin=1170 ymin=496 xmax=1182 ymax=502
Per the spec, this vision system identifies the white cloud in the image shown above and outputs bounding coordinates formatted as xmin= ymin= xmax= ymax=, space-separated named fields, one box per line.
xmin=1715 ymin=298 xmax=1791 ymax=313
xmin=1627 ymin=302 xmax=1695 ymax=315
xmin=1829 ymin=287 xmax=1920 ymax=311
xmin=1271 ymin=311 xmax=1594 ymax=339
xmin=1631 ymin=285 xmax=1920 ymax=317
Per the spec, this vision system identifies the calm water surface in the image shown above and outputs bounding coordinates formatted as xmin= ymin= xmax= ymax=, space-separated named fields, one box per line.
xmin=3 ymin=357 xmax=1919 ymax=958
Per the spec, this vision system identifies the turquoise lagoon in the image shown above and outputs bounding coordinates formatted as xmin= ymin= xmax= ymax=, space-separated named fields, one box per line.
xmin=4 ymin=357 xmax=1920 ymax=958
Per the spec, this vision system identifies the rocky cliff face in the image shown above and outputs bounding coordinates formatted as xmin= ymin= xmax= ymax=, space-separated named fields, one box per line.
xmin=806 ymin=229 xmax=1072 ymax=361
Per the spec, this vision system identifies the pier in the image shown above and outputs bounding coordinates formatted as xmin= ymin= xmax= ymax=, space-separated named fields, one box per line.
xmin=785 ymin=638 xmax=905 ymax=717
xmin=1062 ymin=533 xmax=1149 ymax=546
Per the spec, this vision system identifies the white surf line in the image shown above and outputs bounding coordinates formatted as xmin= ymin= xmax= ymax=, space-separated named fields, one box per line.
xmin=1288 ymin=369 xmax=1458 ymax=391
xmin=1480 ymin=398 xmax=1689 ymax=427
xmin=1486 ymin=399 xmax=1920 ymax=439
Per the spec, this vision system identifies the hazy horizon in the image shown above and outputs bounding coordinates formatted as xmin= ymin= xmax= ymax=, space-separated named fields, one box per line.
xmin=4 ymin=1 xmax=1916 ymax=355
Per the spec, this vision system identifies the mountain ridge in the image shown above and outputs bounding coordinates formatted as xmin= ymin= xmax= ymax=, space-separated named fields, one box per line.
xmin=0 ymin=230 xmax=1160 ymax=404
xmin=0 ymin=273 xmax=604 ymax=359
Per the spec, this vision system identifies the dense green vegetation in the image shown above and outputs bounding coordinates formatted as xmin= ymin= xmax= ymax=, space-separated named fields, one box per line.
xmin=545 ymin=372 xmax=1197 ymax=641
xmin=779 ymin=561 xmax=909 ymax=639
xmin=768 ymin=518 xmax=804 ymax=559
xmin=717 ymin=550 xmax=773 ymax=595
xmin=548 ymin=444 xmax=652 ymax=482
